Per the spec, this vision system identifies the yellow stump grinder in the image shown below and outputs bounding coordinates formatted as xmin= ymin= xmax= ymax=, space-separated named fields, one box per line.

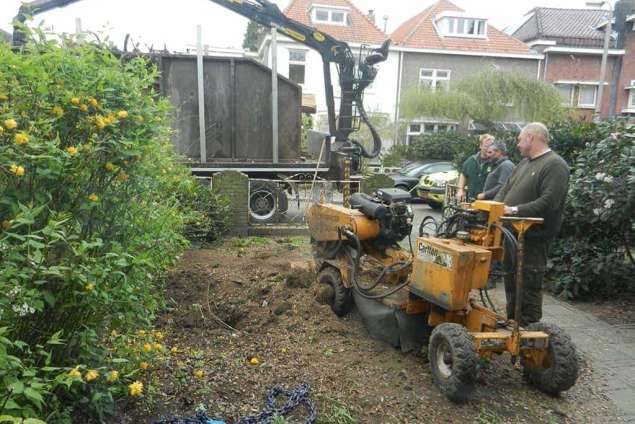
xmin=308 ymin=188 xmax=578 ymax=401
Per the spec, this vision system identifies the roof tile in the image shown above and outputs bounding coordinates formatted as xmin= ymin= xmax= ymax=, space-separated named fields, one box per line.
xmin=283 ymin=0 xmax=386 ymax=45
xmin=390 ymin=0 xmax=532 ymax=55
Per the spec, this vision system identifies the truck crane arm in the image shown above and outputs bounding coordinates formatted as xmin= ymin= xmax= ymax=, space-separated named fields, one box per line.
xmin=13 ymin=0 xmax=390 ymax=165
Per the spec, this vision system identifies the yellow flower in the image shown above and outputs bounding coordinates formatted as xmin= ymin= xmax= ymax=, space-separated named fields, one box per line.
xmin=79 ymin=104 xmax=88 ymax=112
xmin=117 ymin=110 xmax=128 ymax=119
xmin=53 ymin=105 xmax=64 ymax=117
xmin=128 ymin=381 xmax=143 ymax=397
xmin=4 ymin=119 xmax=17 ymax=129
xmin=143 ymin=343 xmax=153 ymax=353
xmin=88 ymin=97 xmax=98 ymax=107
xmin=153 ymin=331 xmax=164 ymax=341
xmin=68 ymin=366 xmax=82 ymax=379
xmin=14 ymin=133 xmax=29 ymax=145
xmin=105 ymin=113 xmax=117 ymax=125
xmin=136 ymin=116 xmax=144 ymax=123
xmin=2 ymin=220 xmax=11 ymax=230
xmin=194 ymin=369 xmax=204 ymax=379
xmin=70 ymin=97 xmax=80 ymax=105
xmin=66 ymin=146 xmax=78 ymax=156
xmin=95 ymin=116 xmax=106 ymax=130
xmin=170 ymin=346 xmax=178 ymax=354
xmin=137 ymin=329 xmax=146 ymax=337
xmin=84 ymin=282 xmax=94 ymax=292
xmin=110 ymin=330 xmax=118 ymax=337
xmin=9 ymin=164 xmax=25 ymax=177
xmin=140 ymin=362 xmax=149 ymax=370
xmin=0 ymin=94 xmax=8 ymax=101
xmin=104 ymin=162 xmax=115 ymax=172
xmin=249 ymin=357 xmax=260 ymax=366
xmin=106 ymin=370 xmax=119 ymax=383
xmin=88 ymin=194 xmax=98 ymax=202
xmin=85 ymin=369 xmax=99 ymax=382
xmin=0 ymin=126 xmax=4 ymax=136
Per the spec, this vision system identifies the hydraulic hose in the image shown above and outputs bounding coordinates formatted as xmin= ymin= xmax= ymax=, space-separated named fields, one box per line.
xmin=341 ymin=229 xmax=412 ymax=300
xmin=350 ymin=93 xmax=381 ymax=159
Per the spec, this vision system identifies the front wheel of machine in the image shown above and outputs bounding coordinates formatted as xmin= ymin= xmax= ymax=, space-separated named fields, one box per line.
xmin=428 ymin=323 xmax=478 ymax=402
xmin=522 ymin=322 xmax=578 ymax=395
xmin=317 ymin=266 xmax=352 ymax=317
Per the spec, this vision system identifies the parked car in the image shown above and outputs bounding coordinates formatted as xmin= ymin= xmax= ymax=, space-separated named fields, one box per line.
xmin=389 ymin=161 xmax=455 ymax=195
xmin=416 ymin=166 xmax=459 ymax=209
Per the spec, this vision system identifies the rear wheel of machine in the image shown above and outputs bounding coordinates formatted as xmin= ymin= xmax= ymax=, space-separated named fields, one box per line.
xmin=522 ymin=322 xmax=578 ymax=395
xmin=317 ymin=266 xmax=352 ymax=317
xmin=249 ymin=181 xmax=288 ymax=224
xmin=428 ymin=323 xmax=478 ymax=402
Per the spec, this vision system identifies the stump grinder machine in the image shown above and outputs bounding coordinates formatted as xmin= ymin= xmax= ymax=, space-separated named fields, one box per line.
xmin=308 ymin=190 xmax=579 ymax=401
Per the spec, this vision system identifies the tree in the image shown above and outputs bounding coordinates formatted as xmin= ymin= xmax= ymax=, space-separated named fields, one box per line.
xmin=242 ymin=21 xmax=267 ymax=52
xmin=400 ymin=71 xmax=566 ymax=129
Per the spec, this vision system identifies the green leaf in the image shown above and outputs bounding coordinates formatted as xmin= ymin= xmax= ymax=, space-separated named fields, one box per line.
xmin=24 ymin=387 xmax=45 ymax=408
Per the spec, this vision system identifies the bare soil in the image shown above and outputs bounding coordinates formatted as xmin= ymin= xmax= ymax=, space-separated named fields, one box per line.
xmin=116 ymin=237 xmax=625 ymax=424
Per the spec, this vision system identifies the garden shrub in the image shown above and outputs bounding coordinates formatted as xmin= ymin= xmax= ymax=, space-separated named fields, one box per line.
xmin=0 ymin=33 xmax=226 ymax=421
xmin=548 ymin=124 xmax=634 ymax=298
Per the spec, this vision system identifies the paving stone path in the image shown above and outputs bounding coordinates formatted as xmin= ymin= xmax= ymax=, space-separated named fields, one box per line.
xmin=542 ymin=294 xmax=635 ymax=422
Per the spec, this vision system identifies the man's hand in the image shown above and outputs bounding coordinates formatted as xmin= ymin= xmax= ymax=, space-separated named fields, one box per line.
xmin=456 ymin=188 xmax=465 ymax=202
xmin=476 ymin=193 xmax=485 ymax=200
xmin=504 ymin=206 xmax=518 ymax=215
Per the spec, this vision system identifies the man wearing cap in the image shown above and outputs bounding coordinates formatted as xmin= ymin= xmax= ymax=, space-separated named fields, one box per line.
xmin=477 ymin=142 xmax=515 ymax=201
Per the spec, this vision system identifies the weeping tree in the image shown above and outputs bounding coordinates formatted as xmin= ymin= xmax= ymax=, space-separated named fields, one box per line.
xmin=242 ymin=21 xmax=267 ymax=52
xmin=400 ymin=71 xmax=566 ymax=130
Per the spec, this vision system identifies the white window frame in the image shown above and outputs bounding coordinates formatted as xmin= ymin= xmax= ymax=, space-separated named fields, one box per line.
xmin=629 ymin=89 xmax=635 ymax=108
xmin=288 ymin=49 xmax=307 ymax=85
xmin=578 ymin=85 xmax=598 ymax=108
xmin=419 ymin=68 xmax=451 ymax=91
xmin=438 ymin=17 xmax=487 ymax=38
xmin=311 ymin=6 xmax=350 ymax=26
xmin=555 ymin=84 xmax=574 ymax=106
xmin=406 ymin=121 xmax=456 ymax=144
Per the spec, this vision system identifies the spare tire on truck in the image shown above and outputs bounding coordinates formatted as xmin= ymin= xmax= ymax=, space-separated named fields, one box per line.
xmin=249 ymin=181 xmax=288 ymax=224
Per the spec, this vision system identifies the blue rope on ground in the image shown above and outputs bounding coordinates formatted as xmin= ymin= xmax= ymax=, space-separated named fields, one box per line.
xmin=152 ymin=383 xmax=316 ymax=424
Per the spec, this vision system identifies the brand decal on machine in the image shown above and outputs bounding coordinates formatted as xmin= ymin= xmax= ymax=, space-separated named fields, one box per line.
xmin=418 ymin=243 xmax=453 ymax=269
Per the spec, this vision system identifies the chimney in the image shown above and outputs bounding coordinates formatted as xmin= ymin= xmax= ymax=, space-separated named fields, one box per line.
xmin=367 ymin=9 xmax=376 ymax=23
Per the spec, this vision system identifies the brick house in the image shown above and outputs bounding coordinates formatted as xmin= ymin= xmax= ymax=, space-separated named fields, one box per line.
xmin=513 ymin=0 xmax=635 ymax=119
xmin=390 ymin=0 xmax=542 ymax=143
xmin=257 ymin=0 xmax=393 ymax=132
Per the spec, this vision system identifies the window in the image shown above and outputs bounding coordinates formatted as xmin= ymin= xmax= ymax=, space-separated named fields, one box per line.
xmin=419 ymin=68 xmax=451 ymax=91
xmin=556 ymin=84 xmax=574 ymax=106
xmin=288 ymin=49 xmax=306 ymax=84
xmin=629 ymin=89 xmax=635 ymax=108
xmin=406 ymin=121 xmax=456 ymax=143
xmin=409 ymin=124 xmax=422 ymax=133
xmin=312 ymin=7 xmax=349 ymax=25
xmin=578 ymin=86 xmax=597 ymax=108
xmin=438 ymin=16 xmax=487 ymax=38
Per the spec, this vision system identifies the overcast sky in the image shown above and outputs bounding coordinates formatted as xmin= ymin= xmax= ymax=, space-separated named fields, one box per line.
xmin=1 ymin=0 xmax=597 ymax=52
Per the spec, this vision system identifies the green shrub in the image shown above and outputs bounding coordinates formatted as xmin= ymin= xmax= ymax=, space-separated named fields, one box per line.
xmin=0 ymin=33 xmax=226 ymax=421
xmin=549 ymin=125 xmax=635 ymax=298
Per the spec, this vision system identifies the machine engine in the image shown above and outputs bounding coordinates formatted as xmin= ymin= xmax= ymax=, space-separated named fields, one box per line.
xmin=350 ymin=188 xmax=413 ymax=246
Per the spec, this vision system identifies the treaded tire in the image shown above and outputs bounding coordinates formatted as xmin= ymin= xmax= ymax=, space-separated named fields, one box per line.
xmin=317 ymin=266 xmax=352 ymax=317
xmin=249 ymin=181 xmax=287 ymax=224
xmin=428 ymin=323 xmax=479 ymax=402
xmin=522 ymin=322 xmax=579 ymax=395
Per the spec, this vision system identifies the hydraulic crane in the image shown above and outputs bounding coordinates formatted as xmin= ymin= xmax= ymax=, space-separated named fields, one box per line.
xmin=12 ymin=0 xmax=390 ymax=177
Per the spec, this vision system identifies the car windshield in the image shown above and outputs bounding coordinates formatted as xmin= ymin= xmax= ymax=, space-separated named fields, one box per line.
xmin=404 ymin=165 xmax=427 ymax=177
xmin=398 ymin=162 xmax=422 ymax=175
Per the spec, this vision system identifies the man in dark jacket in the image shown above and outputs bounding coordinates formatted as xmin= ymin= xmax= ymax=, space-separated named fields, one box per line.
xmin=457 ymin=134 xmax=494 ymax=201
xmin=495 ymin=122 xmax=569 ymax=326
xmin=477 ymin=143 xmax=515 ymax=200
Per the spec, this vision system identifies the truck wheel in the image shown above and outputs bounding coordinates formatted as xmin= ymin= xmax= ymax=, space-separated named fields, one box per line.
xmin=428 ymin=323 xmax=478 ymax=402
xmin=522 ymin=322 xmax=578 ymax=395
xmin=249 ymin=181 xmax=287 ymax=224
xmin=317 ymin=266 xmax=352 ymax=317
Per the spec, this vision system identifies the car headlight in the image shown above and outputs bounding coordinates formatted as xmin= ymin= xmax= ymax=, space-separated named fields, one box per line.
xmin=431 ymin=180 xmax=446 ymax=188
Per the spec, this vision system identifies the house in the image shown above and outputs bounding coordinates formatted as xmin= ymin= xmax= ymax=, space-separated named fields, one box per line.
xmin=390 ymin=0 xmax=542 ymax=143
xmin=257 ymin=0 xmax=394 ymax=134
xmin=513 ymin=0 xmax=635 ymax=119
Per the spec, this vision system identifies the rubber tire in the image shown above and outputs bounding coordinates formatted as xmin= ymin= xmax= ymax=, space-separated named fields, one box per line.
xmin=429 ymin=201 xmax=443 ymax=210
xmin=522 ymin=322 xmax=579 ymax=395
xmin=249 ymin=181 xmax=287 ymax=224
xmin=428 ymin=323 xmax=479 ymax=402
xmin=317 ymin=266 xmax=353 ymax=317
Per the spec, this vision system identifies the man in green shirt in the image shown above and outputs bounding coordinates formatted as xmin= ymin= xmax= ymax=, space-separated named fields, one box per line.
xmin=457 ymin=134 xmax=494 ymax=201
xmin=495 ymin=122 xmax=569 ymax=326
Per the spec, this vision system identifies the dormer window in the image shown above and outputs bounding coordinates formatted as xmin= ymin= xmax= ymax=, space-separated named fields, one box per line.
xmin=311 ymin=4 xmax=350 ymax=26
xmin=435 ymin=12 xmax=487 ymax=38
